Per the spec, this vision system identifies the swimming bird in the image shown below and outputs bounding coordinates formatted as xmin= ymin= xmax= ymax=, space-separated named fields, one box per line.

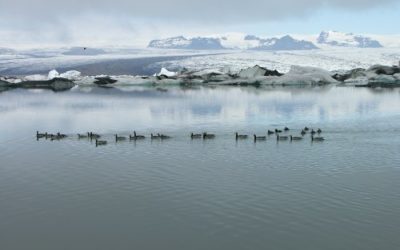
xmin=88 ymin=132 xmax=100 ymax=139
xmin=284 ymin=127 xmax=290 ymax=131
xmin=235 ymin=132 xmax=248 ymax=140
xmin=191 ymin=133 xmax=202 ymax=139
xmin=77 ymin=133 xmax=88 ymax=139
xmin=130 ymin=131 xmax=145 ymax=140
xmin=115 ymin=134 xmax=127 ymax=142
xmin=311 ymin=135 xmax=325 ymax=142
xmin=50 ymin=134 xmax=65 ymax=141
xmin=57 ymin=132 xmax=67 ymax=138
xmin=36 ymin=131 xmax=47 ymax=139
xmin=159 ymin=134 xmax=171 ymax=140
xmin=277 ymin=135 xmax=289 ymax=141
xmin=317 ymin=128 xmax=322 ymax=134
xmin=203 ymin=132 xmax=215 ymax=139
xmin=290 ymin=135 xmax=303 ymax=141
xmin=253 ymin=134 xmax=267 ymax=141
xmin=275 ymin=129 xmax=283 ymax=133
xmin=301 ymin=130 xmax=306 ymax=136
xmin=267 ymin=130 xmax=275 ymax=135
xmin=304 ymin=127 xmax=310 ymax=131
xmin=151 ymin=133 xmax=161 ymax=139
xmin=95 ymin=139 xmax=107 ymax=147
xmin=310 ymin=129 xmax=316 ymax=135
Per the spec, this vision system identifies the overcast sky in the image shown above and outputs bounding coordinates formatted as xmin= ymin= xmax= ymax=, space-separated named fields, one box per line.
xmin=0 ymin=0 xmax=399 ymax=48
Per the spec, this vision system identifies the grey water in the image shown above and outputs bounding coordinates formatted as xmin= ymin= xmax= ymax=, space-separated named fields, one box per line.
xmin=1 ymin=85 xmax=400 ymax=250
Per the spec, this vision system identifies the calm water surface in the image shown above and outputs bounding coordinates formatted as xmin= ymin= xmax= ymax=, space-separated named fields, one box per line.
xmin=1 ymin=86 xmax=400 ymax=250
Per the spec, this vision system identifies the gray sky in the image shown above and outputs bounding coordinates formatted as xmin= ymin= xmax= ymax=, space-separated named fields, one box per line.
xmin=0 ymin=0 xmax=399 ymax=48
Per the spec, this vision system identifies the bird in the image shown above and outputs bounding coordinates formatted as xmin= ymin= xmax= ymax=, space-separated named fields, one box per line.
xmin=311 ymin=135 xmax=325 ymax=142
xmin=275 ymin=129 xmax=283 ymax=133
xmin=130 ymin=131 xmax=145 ymax=140
xmin=57 ymin=132 xmax=67 ymax=138
xmin=254 ymin=134 xmax=267 ymax=141
xmin=151 ymin=133 xmax=161 ymax=139
xmin=50 ymin=134 xmax=65 ymax=141
xmin=304 ymin=127 xmax=310 ymax=131
xmin=290 ymin=135 xmax=303 ymax=141
xmin=95 ymin=139 xmax=107 ymax=147
xmin=159 ymin=134 xmax=171 ymax=140
xmin=77 ymin=133 xmax=88 ymax=139
xmin=88 ymin=132 xmax=100 ymax=139
xmin=284 ymin=127 xmax=290 ymax=131
xmin=36 ymin=131 xmax=47 ymax=139
xmin=235 ymin=132 xmax=248 ymax=140
xmin=310 ymin=129 xmax=317 ymax=135
xmin=191 ymin=133 xmax=202 ymax=139
xmin=267 ymin=130 xmax=275 ymax=135
xmin=115 ymin=134 xmax=127 ymax=142
xmin=301 ymin=130 xmax=306 ymax=136
xmin=203 ymin=132 xmax=215 ymax=139
xmin=277 ymin=135 xmax=289 ymax=141
xmin=83 ymin=47 xmax=87 ymax=50
xmin=317 ymin=128 xmax=322 ymax=134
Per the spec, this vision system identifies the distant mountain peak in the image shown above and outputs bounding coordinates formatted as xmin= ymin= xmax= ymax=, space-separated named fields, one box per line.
xmin=317 ymin=31 xmax=383 ymax=48
xmin=148 ymin=34 xmax=318 ymax=51
xmin=148 ymin=36 xmax=224 ymax=50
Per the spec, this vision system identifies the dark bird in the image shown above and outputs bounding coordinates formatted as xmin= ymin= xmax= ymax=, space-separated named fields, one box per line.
xmin=36 ymin=131 xmax=47 ymax=139
xmin=235 ymin=132 xmax=248 ymax=140
xmin=277 ymin=135 xmax=289 ymax=141
xmin=275 ymin=129 xmax=282 ymax=133
xmin=88 ymin=132 xmax=100 ymax=139
xmin=95 ymin=140 xmax=107 ymax=147
xmin=254 ymin=134 xmax=267 ymax=141
xmin=290 ymin=135 xmax=303 ymax=141
xmin=130 ymin=131 xmax=145 ymax=140
xmin=284 ymin=127 xmax=290 ymax=131
xmin=301 ymin=130 xmax=306 ymax=136
xmin=317 ymin=128 xmax=322 ymax=134
xmin=191 ymin=133 xmax=202 ymax=139
xmin=151 ymin=133 xmax=161 ymax=139
xmin=77 ymin=133 xmax=88 ymax=139
xmin=115 ymin=134 xmax=127 ymax=142
xmin=267 ymin=130 xmax=275 ymax=135
xmin=311 ymin=135 xmax=325 ymax=142
xmin=203 ymin=132 xmax=215 ymax=139
xmin=159 ymin=134 xmax=171 ymax=140
xmin=304 ymin=127 xmax=310 ymax=131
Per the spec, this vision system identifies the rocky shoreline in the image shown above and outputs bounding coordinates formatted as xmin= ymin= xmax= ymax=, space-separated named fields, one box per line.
xmin=1 ymin=64 xmax=400 ymax=92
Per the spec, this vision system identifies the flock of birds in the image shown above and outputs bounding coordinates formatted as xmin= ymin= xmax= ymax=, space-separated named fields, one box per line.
xmin=36 ymin=127 xmax=325 ymax=147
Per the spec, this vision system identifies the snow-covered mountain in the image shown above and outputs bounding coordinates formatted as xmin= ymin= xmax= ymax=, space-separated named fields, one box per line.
xmin=246 ymin=35 xmax=318 ymax=50
xmin=148 ymin=34 xmax=318 ymax=51
xmin=148 ymin=36 xmax=225 ymax=50
xmin=317 ymin=31 xmax=382 ymax=48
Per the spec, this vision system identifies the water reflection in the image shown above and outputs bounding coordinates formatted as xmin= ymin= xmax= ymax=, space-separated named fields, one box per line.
xmin=0 ymin=86 xmax=399 ymax=136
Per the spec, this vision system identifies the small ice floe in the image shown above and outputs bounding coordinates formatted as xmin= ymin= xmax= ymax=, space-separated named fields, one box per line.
xmin=157 ymin=68 xmax=177 ymax=77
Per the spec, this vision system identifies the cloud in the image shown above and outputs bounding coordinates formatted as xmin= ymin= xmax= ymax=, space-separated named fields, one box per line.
xmin=0 ymin=0 xmax=397 ymax=47
xmin=0 ymin=0 xmax=397 ymax=22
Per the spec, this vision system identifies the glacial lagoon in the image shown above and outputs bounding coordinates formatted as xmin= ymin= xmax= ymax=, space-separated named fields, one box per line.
xmin=1 ymin=85 xmax=400 ymax=249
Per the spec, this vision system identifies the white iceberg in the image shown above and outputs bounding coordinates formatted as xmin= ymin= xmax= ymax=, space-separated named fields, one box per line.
xmin=48 ymin=69 xmax=60 ymax=80
xmin=157 ymin=68 xmax=177 ymax=77
xmin=60 ymin=70 xmax=81 ymax=80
